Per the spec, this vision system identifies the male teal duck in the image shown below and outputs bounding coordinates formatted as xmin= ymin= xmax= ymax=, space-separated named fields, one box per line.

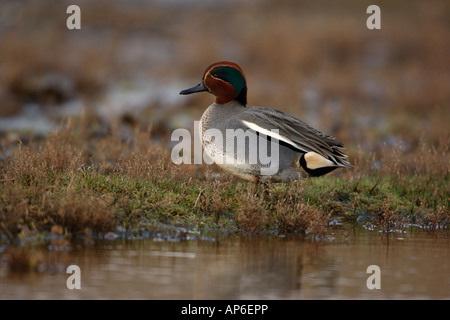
xmin=180 ymin=61 xmax=351 ymax=193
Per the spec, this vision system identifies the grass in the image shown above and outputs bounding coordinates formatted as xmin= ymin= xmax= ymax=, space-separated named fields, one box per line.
xmin=1 ymin=119 xmax=447 ymax=251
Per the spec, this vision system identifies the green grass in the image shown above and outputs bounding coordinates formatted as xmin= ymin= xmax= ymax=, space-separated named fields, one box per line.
xmin=0 ymin=120 xmax=448 ymax=250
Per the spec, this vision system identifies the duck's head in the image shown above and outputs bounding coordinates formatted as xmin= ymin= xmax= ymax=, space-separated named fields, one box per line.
xmin=180 ymin=61 xmax=247 ymax=106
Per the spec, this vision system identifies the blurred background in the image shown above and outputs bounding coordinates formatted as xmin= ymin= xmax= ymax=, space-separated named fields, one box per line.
xmin=0 ymin=0 xmax=449 ymax=157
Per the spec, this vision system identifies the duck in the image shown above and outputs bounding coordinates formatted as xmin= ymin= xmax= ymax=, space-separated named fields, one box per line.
xmin=180 ymin=61 xmax=351 ymax=194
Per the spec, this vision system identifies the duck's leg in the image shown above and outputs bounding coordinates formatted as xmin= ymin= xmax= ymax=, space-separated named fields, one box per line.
xmin=253 ymin=176 xmax=260 ymax=196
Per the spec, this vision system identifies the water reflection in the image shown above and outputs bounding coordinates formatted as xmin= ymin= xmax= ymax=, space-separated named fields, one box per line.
xmin=0 ymin=227 xmax=448 ymax=299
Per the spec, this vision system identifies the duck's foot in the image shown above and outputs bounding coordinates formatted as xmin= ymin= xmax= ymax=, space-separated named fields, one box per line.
xmin=252 ymin=177 xmax=260 ymax=196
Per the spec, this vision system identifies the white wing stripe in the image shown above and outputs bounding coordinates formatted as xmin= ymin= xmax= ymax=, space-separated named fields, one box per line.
xmin=241 ymin=120 xmax=303 ymax=151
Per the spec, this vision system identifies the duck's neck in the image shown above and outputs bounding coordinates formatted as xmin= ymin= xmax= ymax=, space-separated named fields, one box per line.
xmin=214 ymin=87 xmax=247 ymax=106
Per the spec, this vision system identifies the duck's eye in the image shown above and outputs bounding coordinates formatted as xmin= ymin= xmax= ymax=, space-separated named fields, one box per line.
xmin=210 ymin=71 xmax=220 ymax=79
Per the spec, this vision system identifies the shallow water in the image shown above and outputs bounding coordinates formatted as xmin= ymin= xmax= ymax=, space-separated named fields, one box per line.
xmin=0 ymin=226 xmax=448 ymax=299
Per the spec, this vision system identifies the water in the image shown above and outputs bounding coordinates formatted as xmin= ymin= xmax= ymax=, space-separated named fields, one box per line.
xmin=0 ymin=226 xmax=448 ymax=299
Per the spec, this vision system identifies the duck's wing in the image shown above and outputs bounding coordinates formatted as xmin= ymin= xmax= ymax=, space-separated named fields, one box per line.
xmin=237 ymin=106 xmax=351 ymax=168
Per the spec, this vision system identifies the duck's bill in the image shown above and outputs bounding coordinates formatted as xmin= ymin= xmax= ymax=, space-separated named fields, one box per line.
xmin=180 ymin=81 xmax=208 ymax=95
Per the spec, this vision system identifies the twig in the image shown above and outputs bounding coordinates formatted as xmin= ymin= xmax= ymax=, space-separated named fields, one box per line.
xmin=193 ymin=188 xmax=205 ymax=209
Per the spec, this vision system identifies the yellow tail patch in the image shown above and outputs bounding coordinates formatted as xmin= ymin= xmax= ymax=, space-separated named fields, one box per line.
xmin=304 ymin=152 xmax=335 ymax=170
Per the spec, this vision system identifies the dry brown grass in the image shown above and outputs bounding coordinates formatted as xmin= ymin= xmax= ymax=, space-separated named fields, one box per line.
xmin=0 ymin=116 xmax=447 ymax=268
xmin=273 ymin=198 xmax=330 ymax=237
xmin=234 ymin=193 xmax=270 ymax=234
